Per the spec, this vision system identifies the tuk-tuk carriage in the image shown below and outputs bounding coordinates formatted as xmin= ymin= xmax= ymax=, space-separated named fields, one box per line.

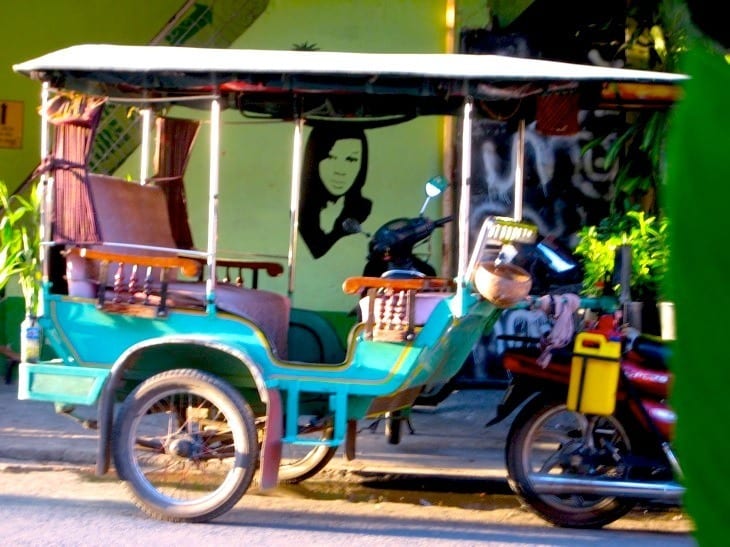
xmin=12 ymin=44 xmax=682 ymax=522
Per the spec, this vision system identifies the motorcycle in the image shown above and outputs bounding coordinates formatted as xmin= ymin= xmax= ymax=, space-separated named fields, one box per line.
xmin=487 ymin=301 xmax=684 ymax=528
xmin=345 ymin=175 xmax=452 ymax=280
xmin=346 ymin=175 xmax=453 ymax=443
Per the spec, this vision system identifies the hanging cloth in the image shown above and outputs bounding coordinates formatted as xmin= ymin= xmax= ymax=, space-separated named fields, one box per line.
xmin=535 ymin=293 xmax=582 ymax=368
xmin=37 ymin=94 xmax=107 ymax=244
xmin=147 ymin=117 xmax=200 ymax=250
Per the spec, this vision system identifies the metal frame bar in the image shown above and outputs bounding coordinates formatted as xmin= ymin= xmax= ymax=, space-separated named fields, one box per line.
xmin=287 ymin=116 xmax=304 ymax=299
xmin=205 ymin=97 xmax=221 ymax=311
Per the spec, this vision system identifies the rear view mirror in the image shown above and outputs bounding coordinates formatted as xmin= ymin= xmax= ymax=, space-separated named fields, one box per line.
xmin=420 ymin=175 xmax=448 ymax=215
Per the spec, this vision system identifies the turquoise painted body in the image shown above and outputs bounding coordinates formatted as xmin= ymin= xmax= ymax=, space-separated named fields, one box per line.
xmin=21 ymin=287 xmax=500 ymax=444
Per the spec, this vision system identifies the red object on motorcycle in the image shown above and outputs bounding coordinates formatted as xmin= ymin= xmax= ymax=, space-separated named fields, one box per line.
xmin=622 ymin=361 xmax=673 ymax=399
xmin=502 ymin=347 xmax=572 ymax=384
xmin=640 ymin=398 xmax=676 ymax=440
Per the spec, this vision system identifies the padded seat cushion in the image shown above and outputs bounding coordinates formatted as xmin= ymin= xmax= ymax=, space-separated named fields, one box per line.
xmin=167 ymin=282 xmax=290 ymax=359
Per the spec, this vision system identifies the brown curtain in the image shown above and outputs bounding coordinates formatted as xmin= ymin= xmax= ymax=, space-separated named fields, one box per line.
xmin=44 ymin=94 xmax=106 ymax=243
xmin=148 ymin=117 xmax=200 ymax=250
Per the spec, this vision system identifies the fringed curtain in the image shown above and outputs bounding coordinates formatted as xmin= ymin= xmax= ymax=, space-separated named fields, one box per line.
xmin=43 ymin=94 xmax=106 ymax=243
xmin=148 ymin=117 xmax=199 ymax=250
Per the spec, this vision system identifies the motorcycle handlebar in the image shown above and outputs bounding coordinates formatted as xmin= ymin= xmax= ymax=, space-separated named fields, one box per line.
xmin=367 ymin=214 xmax=453 ymax=261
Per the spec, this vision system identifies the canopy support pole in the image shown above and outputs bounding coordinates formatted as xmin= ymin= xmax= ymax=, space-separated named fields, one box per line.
xmin=38 ymin=82 xmax=51 ymax=316
xmin=513 ymin=119 xmax=525 ymax=221
xmin=139 ymin=108 xmax=152 ymax=185
xmin=287 ymin=115 xmax=304 ymax=299
xmin=454 ymin=97 xmax=473 ymax=317
xmin=205 ymin=97 xmax=221 ymax=312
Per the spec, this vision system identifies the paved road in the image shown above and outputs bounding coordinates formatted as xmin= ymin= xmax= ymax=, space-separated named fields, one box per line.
xmin=0 ymin=380 xmax=510 ymax=474
xmin=0 ymin=380 xmax=695 ymax=543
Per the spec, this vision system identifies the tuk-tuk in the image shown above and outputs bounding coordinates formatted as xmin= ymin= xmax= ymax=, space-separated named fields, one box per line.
xmin=12 ymin=44 xmax=682 ymax=522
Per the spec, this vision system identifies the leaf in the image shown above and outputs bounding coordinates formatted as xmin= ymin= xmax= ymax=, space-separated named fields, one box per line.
xmin=0 ymin=179 xmax=41 ymax=314
xmin=604 ymin=125 xmax=635 ymax=168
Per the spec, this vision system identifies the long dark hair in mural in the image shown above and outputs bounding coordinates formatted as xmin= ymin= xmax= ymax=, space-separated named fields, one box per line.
xmin=298 ymin=124 xmax=372 ymax=259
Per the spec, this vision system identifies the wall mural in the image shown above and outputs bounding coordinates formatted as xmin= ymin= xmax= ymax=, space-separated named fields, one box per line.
xmin=461 ymin=108 xmax=625 ymax=385
xmin=298 ymin=124 xmax=372 ymax=259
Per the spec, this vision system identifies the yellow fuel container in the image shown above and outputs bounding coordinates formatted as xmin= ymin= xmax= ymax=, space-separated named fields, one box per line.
xmin=567 ymin=332 xmax=622 ymax=415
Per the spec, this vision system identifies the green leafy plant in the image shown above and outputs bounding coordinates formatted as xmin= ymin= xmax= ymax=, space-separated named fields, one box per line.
xmin=574 ymin=211 xmax=669 ymax=302
xmin=0 ymin=180 xmax=41 ymax=316
xmin=581 ymin=109 xmax=668 ymax=215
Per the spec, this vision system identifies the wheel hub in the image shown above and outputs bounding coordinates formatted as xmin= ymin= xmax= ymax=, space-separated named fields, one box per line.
xmin=167 ymin=436 xmax=202 ymax=458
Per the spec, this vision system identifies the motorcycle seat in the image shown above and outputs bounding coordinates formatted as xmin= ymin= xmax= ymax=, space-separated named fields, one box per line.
xmin=498 ymin=335 xmax=573 ymax=364
xmin=628 ymin=334 xmax=672 ymax=371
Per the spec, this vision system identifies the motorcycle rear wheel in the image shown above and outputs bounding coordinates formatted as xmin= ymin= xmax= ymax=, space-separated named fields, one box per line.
xmin=505 ymin=394 xmax=638 ymax=529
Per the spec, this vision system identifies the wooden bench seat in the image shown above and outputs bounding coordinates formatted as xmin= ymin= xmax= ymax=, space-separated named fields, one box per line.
xmin=65 ymin=174 xmax=291 ymax=358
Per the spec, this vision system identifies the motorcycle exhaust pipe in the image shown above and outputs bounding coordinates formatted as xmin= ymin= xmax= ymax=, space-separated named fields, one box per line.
xmin=528 ymin=473 xmax=685 ymax=502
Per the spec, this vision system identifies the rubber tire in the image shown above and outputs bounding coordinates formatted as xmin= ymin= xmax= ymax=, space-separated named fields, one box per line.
xmin=112 ymin=369 xmax=258 ymax=523
xmin=278 ymin=422 xmax=337 ymax=484
xmin=505 ymin=394 xmax=638 ymax=529
xmin=385 ymin=411 xmax=402 ymax=445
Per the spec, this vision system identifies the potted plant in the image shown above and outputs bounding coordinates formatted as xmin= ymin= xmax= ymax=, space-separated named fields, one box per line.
xmin=574 ymin=210 xmax=669 ymax=332
xmin=0 ymin=180 xmax=41 ymax=361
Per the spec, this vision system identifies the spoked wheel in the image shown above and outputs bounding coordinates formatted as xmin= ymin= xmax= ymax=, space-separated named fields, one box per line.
xmin=277 ymin=415 xmax=337 ymax=484
xmin=505 ymin=395 xmax=638 ymax=528
xmin=112 ymin=369 xmax=258 ymax=523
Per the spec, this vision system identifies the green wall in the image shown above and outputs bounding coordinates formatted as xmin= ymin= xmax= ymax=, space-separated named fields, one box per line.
xmin=227 ymin=0 xmax=443 ymax=312
xmin=1 ymin=0 xmax=184 ymax=193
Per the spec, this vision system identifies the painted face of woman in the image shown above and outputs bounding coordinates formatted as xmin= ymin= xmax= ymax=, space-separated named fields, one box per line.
xmin=318 ymin=138 xmax=363 ymax=197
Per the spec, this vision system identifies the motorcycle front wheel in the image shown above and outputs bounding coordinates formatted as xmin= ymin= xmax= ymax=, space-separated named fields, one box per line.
xmin=505 ymin=394 xmax=638 ymax=528
xmin=112 ymin=369 xmax=258 ymax=523
xmin=384 ymin=411 xmax=402 ymax=444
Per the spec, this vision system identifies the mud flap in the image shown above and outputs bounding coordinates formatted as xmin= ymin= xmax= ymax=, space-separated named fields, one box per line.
xmin=345 ymin=419 xmax=357 ymax=460
xmin=259 ymin=388 xmax=282 ymax=489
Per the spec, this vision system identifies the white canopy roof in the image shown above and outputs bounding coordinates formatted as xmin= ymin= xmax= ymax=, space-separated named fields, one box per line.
xmin=14 ymin=44 xmax=686 ymax=117
xmin=15 ymin=43 xmax=685 ymax=83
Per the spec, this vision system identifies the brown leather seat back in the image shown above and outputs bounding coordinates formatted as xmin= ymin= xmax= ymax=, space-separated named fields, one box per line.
xmin=66 ymin=175 xmax=179 ymax=297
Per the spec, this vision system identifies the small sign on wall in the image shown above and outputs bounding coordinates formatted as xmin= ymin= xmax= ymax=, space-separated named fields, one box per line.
xmin=0 ymin=100 xmax=23 ymax=149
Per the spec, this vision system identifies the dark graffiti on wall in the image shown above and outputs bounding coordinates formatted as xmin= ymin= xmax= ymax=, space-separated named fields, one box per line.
xmin=469 ymin=110 xmax=621 ymax=247
xmin=464 ymin=307 xmax=553 ymax=384
xmin=456 ymin=17 xmax=627 ymax=385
